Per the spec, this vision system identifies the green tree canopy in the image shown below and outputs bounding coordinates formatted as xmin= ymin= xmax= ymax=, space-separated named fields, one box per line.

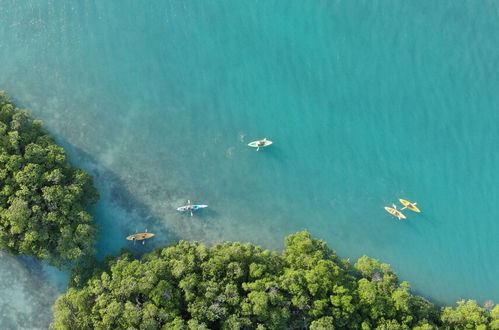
xmin=440 ymin=299 xmax=496 ymax=330
xmin=53 ymin=231 xmax=496 ymax=330
xmin=0 ymin=92 xmax=98 ymax=266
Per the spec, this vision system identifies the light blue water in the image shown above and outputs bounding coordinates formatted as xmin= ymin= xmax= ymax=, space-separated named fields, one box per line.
xmin=1 ymin=1 xmax=499 ymax=327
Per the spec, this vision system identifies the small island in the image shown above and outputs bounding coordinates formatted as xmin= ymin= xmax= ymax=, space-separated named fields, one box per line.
xmin=0 ymin=92 xmax=98 ymax=267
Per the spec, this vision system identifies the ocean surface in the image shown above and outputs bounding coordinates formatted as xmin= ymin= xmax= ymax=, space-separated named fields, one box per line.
xmin=1 ymin=1 xmax=499 ymax=327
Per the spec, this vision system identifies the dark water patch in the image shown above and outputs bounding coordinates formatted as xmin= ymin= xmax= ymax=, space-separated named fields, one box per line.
xmin=52 ymin=136 xmax=180 ymax=258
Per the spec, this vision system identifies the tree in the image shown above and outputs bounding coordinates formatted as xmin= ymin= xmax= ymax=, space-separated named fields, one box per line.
xmin=52 ymin=231 xmax=443 ymax=329
xmin=0 ymin=92 xmax=98 ymax=266
xmin=440 ymin=300 xmax=491 ymax=329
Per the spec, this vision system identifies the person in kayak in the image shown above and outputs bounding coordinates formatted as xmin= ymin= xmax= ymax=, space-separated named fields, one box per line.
xmin=257 ymin=139 xmax=266 ymax=146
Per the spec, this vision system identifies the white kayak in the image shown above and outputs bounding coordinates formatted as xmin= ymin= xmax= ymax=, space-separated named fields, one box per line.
xmin=177 ymin=204 xmax=208 ymax=212
xmin=248 ymin=138 xmax=273 ymax=151
xmin=177 ymin=201 xmax=208 ymax=216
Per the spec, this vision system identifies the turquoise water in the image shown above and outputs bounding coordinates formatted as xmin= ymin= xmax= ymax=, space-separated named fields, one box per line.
xmin=1 ymin=0 xmax=499 ymax=327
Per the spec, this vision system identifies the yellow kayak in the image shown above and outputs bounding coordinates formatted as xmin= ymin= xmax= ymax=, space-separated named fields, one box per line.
xmin=384 ymin=206 xmax=406 ymax=220
xmin=126 ymin=233 xmax=155 ymax=241
xmin=399 ymin=199 xmax=421 ymax=213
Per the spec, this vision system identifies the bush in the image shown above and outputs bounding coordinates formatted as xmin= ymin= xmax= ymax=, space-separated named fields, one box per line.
xmin=0 ymin=92 xmax=98 ymax=266
xmin=53 ymin=232 xmax=465 ymax=329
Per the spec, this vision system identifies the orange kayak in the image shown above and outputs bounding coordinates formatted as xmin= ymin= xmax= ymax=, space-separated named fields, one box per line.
xmin=126 ymin=233 xmax=155 ymax=241
xmin=399 ymin=199 xmax=421 ymax=213
xmin=384 ymin=206 xmax=406 ymax=220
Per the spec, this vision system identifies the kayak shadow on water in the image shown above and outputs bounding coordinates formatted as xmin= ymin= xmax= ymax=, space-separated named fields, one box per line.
xmin=176 ymin=206 xmax=218 ymax=220
xmin=414 ymin=212 xmax=435 ymax=225
xmin=402 ymin=217 xmax=423 ymax=234
xmin=249 ymin=143 xmax=288 ymax=162
xmin=398 ymin=210 xmax=439 ymax=237
xmin=53 ymin=136 xmax=181 ymax=258
xmin=198 ymin=207 xmax=219 ymax=220
xmin=402 ymin=207 xmax=435 ymax=227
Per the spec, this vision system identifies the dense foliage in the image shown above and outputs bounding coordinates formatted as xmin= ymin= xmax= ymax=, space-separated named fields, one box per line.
xmin=0 ymin=92 xmax=98 ymax=265
xmin=51 ymin=231 xmax=499 ymax=329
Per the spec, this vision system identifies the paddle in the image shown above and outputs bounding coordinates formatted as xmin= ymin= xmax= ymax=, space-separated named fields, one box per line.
xmin=401 ymin=201 xmax=417 ymax=211
xmin=391 ymin=204 xmax=405 ymax=220
xmin=188 ymin=200 xmax=193 ymax=216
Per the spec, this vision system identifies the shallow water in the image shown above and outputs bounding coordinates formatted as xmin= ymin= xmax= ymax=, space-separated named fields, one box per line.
xmin=1 ymin=1 xmax=499 ymax=327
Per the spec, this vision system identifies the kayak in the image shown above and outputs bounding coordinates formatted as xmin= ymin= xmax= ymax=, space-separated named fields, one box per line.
xmin=384 ymin=206 xmax=406 ymax=220
xmin=248 ymin=138 xmax=273 ymax=149
xmin=126 ymin=233 xmax=155 ymax=241
xmin=177 ymin=204 xmax=208 ymax=212
xmin=399 ymin=199 xmax=421 ymax=213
